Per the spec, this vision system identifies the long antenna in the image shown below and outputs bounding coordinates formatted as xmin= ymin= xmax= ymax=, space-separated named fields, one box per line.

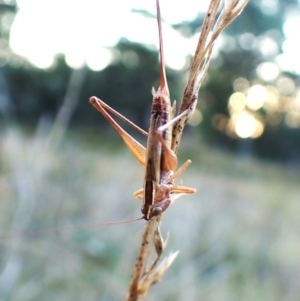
xmin=0 ymin=216 xmax=144 ymax=240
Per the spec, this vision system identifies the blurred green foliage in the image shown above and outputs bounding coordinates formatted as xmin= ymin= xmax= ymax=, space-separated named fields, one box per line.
xmin=1 ymin=2 xmax=300 ymax=300
xmin=0 ymin=130 xmax=299 ymax=300
xmin=1 ymin=1 xmax=300 ymax=162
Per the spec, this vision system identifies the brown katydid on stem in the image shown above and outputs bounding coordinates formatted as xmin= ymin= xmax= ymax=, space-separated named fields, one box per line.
xmin=90 ymin=0 xmax=249 ymax=300
xmin=89 ymin=0 xmax=196 ymax=221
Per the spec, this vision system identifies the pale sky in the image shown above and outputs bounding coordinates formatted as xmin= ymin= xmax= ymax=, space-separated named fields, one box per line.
xmin=7 ymin=0 xmax=300 ymax=138
xmin=8 ymin=0 xmax=300 ymax=76
xmin=10 ymin=0 xmax=211 ymax=70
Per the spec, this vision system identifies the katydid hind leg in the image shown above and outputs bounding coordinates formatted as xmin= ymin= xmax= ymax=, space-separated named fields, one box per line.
xmin=89 ymin=96 xmax=146 ymax=167
xmin=154 ymin=130 xmax=178 ymax=171
xmin=92 ymin=97 xmax=148 ymax=137
xmin=154 ymin=105 xmax=197 ymax=172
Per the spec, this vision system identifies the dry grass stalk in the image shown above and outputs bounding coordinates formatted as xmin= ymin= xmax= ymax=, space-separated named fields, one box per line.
xmin=127 ymin=217 xmax=177 ymax=301
xmin=126 ymin=0 xmax=249 ymax=300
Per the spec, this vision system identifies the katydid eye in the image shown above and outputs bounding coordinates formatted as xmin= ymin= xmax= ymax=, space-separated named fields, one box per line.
xmin=151 ymin=207 xmax=162 ymax=217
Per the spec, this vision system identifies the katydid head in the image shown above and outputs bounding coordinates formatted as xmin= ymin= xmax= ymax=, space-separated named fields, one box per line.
xmin=150 ymin=206 xmax=163 ymax=218
xmin=141 ymin=205 xmax=162 ymax=221
xmin=141 ymin=198 xmax=172 ymax=221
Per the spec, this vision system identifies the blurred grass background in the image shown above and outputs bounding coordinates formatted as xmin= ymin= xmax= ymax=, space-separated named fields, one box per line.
xmin=0 ymin=126 xmax=300 ymax=300
xmin=1 ymin=0 xmax=300 ymax=300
